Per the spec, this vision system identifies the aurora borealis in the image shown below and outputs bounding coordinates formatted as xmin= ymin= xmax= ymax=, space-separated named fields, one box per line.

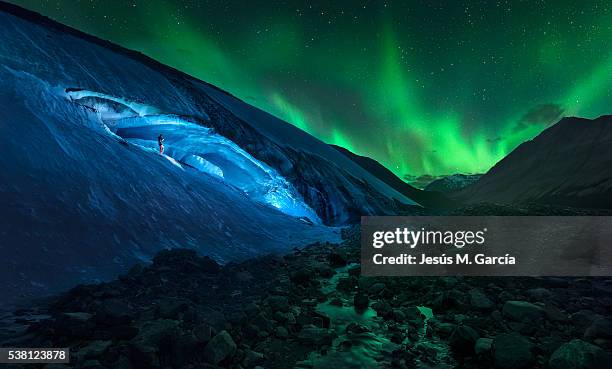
xmin=12 ymin=0 xmax=612 ymax=180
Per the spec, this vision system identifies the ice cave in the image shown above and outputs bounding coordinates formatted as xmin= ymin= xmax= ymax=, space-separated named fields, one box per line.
xmin=66 ymin=89 xmax=320 ymax=223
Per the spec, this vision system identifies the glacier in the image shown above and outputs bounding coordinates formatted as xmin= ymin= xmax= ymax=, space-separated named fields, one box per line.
xmin=66 ymin=88 xmax=321 ymax=222
xmin=0 ymin=3 xmax=419 ymax=304
xmin=0 ymin=68 xmax=340 ymax=304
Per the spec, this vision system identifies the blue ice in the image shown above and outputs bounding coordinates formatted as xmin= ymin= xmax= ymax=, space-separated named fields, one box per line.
xmin=67 ymin=90 xmax=321 ymax=223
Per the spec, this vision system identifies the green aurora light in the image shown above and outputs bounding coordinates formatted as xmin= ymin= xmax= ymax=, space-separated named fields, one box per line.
xmin=13 ymin=0 xmax=612 ymax=178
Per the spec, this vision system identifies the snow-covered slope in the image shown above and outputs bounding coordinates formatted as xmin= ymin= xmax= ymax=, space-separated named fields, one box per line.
xmin=457 ymin=115 xmax=612 ymax=208
xmin=0 ymin=3 xmax=418 ymax=303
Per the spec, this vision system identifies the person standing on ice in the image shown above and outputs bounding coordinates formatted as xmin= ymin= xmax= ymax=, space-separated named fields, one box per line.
xmin=158 ymin=134 xmax=165 ymax=155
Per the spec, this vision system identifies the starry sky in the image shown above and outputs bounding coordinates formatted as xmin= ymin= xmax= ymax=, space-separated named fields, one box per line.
xmin=12 ymin=0 xmax=612 ymax=181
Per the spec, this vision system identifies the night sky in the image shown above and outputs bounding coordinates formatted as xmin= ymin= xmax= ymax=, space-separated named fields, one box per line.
xmin=12 ymin=0 xmax=612 ymax=180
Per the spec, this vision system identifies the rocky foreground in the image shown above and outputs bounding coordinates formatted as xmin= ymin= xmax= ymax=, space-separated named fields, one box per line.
xmin=2 ymin=207 xmax=612 ymax=369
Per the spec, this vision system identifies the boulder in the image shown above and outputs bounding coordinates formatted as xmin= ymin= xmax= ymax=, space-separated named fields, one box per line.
xmin=171 ymin=332 xmax=198 ymax=368
xmin=129 ymin=341 xmax=158 ymax=368
xmin=435 ymin=322 xmax=456 ymax=339
xmin=549 ymin=339 xmax=610 ymax=369
xmin=347 ymin=266 xmax=360 ymax=277
xmin=243 ymin=303 xmax=261 ymax=317
xmin=475 ymin=337 xmax=493 ymax=356
xmin=469 ymin=289 xmax=494 ymax=310
xmin=544 ymin=305 xmax=568 ymax=322
xmin=371 ymin=301 xmax=393 ymax=319
xmin=95 ymin=298 xmax=133 ymax=323
xmin=502 ymin=300 xmax=544 ymax=321
xmin=132 ymin=319 xmax=180 ymax=347
xmin=312 ymin=311 xmax=331 ymax=328
xmin=570 ymin=310 xmax=601 ymax=332
xmin=449 ymin=325 xmax=479 ymax=355
xmin=199 ymin=307 xmax=228 ymax=332
xmin=77 ymin=340 xmax=112 ymax=360
xmin=251 ymin=312 xmax=273 ymax=332
xmin=584 ymin=318 xmax=612 ymax=341
xmin=193 ymin=323 xmax=214 ymax=343
xmin=392 ymin=309 xmax=406 ymax=322
xmin=55 ymin=312 xmax=95 ymax=338
xmin=526 ymin=287 xmax=552 ymax=301
xmin=203 ymin=330 xmax=236 ymax=364
xmin=243 ymin=349 xmax=264 ymax=367
xmin=493 ymin=332 xmax=534 ymax=369
xmin=275 ymin=326 xmax=289 ymax=338
xmin=156 ymin=298 xmax=189 ymax=319
xmin=367 ymin=282 xmax=386 ymax=295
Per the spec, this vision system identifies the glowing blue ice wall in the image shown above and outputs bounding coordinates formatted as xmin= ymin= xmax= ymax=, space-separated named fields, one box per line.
xmin=67 ymin=90 xmax=321 ymax=223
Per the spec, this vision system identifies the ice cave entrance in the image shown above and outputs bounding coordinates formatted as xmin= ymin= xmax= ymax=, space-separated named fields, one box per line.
xmin=66 ymin=89 xmax=320 ymax=223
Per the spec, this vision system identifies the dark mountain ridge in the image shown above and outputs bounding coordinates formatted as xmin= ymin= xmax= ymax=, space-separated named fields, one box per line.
xmin=457 ymin=115 xmax=612 ymax=208
xmin=330 ymin=145 xmax=457 ymax=209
